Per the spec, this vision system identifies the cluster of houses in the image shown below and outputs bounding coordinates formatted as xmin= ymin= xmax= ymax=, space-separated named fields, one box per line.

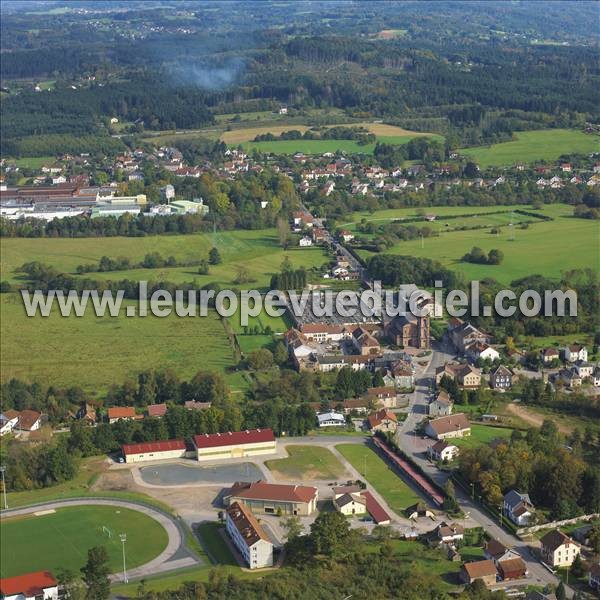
xmin=0 ymin=409 xmax=43 ymax=436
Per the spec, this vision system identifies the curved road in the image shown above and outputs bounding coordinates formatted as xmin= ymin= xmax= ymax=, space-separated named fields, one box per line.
xmin=1 ymin=497 xmax=201 ymax=581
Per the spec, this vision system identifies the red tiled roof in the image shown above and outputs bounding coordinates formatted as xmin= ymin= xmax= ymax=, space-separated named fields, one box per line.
xmin=0 ymin=570 xmax=57 ymax=596
xmin=226 ymin=501 xmax=270 ymax=546
xmin=366 ymin=386 xmax=397 ymax=397
xmin=361 ymin=491 xmax=390 ymax=524
xmin=300 ymin=324 xmax=345 ymax=335
xmin=227 ymin=480 xmax=317 ymax=504
xmin=498 ymin=557 xmax=526 ymax=579
xmin=462 ymin=559 xmax=497 ymax=579
xmin=427 ymin=413 xmax=470 ymax=436
xmin=17 ymin=409 xmax=42 ymax=431
xmin=368 ymin=409 xmax=397 ymax=429
xmin=193 ymin=428 xmax=275 ymax=449
xmin=147 ymin=403 xmax=167 ymax=417
xmin=540 ymin=529 xmax=578 ymax=552
xmin=122 ymin=439 xmax=186 ymax=456
xmin=108 ymin=406 xmax=136 ymax=419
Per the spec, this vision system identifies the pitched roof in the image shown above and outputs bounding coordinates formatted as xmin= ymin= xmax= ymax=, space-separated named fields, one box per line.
xmin=462 ymin=559 xmax=497 ymax=579
xmin=366 ymin=386 xmax=397 ymax=397
xmin=498 ymin=557 xmax=526 ymax=578
xmin=17 ymin=409 xmax=42 ymax=430
xmin=2 ymin=409 xmax=19 ymax=421
xmin=368 ymin=409 xmax=397 ymax=429
xmin=0 ymin=570 xmax=57 ymax=596
xmin=226 ymin=501 xmax=270 ymax=547
xmin=227 ymin=480 xmax=317 ymax=504
xmin=438 ymin=522 xmax=464 ymax=538
xmin=540 ymin=529 xmax=577 ymax=552
xmin=332 ymin=485 xmax=362 ymax=495
xmin=427 ymin=413 xmax=470 ymax=436
xmin=335 ymin=492 xmax=366 ymax=508
xmin=504 ymin=490 xmax=532 ymax=511
xmin=147 ymin=403 xmax=167 ymax=417
xmin=433 ymin=390 xmax=452 ymax=406
xmin=122 ymin=439 xmax=185 ymax=456
xmin=484 ymin=538 xmax=508 ymax=560
xmin=193 ymin=428 xmax=275 ymax=449
xmin=430 ymin=440 xmax=456 ymax=454
xmin=107 ymin=406 xmax=136 ymax=419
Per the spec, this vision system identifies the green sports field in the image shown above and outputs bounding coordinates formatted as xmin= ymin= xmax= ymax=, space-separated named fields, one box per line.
xmin=0 ymin=505 xmax=168 ymax=577
xmin=460 ymin=129 xmax=599 ymax=168
xmin=336 ymin=443 xmax=421 ymax=512
xmin=266 ymin=445 xmax=348 ymax=480
xmin=355 ymin=204 xmax=599 ymax=284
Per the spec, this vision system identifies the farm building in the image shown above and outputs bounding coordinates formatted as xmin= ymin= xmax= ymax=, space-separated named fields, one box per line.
xmin=121 ymin=439 xmax=187 ymax=463
xmin=460 ymin=560 xmax=497 ymax=586
xmin=224 ymin=480 xmax=318 ymax=516
xmin=226 ymin=501 xmax=273 ymax=569
xmin=0 ymin=570 xmax=58 ymax=600
xmin=334 ymin=492 xmax=367 ymax=516
xmin=192 ymin=429 xmax=277 ymax=462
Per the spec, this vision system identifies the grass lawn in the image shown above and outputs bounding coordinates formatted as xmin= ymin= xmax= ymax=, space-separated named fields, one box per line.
xmin=0 ymin=294 xmax=239 ymax=394
xmin=356 ymin=206 xmax=599 ymax=285
xmin=196 ymin=522 xmax=237 ymax=565
xmin=0 ymin=505 xmax=168 ymax=577
xmin=452 ymin=423 xmax=515 ymax=450
xmin=0 ymin=228 xmax=327 ymax=290
xmin=10 ymin=155 xmax=56 ymax=169
xmin=336 ymin=443 xmax=421 ymax=512
xmin=266 ymin=445 xmax=348 ymax=480
xmin=364 ymin=538 xmax=483 ymax=590
xmin=460 ymin=129 xmax=599 ymax=168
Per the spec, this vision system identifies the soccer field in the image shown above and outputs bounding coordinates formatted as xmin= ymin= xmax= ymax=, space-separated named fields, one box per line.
xmin=0 ymin=505 xmax=169 ymax=577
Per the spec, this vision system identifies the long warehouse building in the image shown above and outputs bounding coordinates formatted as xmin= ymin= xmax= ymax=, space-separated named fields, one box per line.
xmin=192 ymin=429 xmax=277 ymax=462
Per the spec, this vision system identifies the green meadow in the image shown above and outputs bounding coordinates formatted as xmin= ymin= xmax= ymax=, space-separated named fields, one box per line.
xmin=0 ymin=505 xmax=168 ymax=577
xmin=0 ymin=294 xmax=239 ymax=394
xmin=266 ymin=445 xmax=347 ymax=480
xmin=355 ymin=204 xmax=599 ymax=284
xmin=242 ymin=134 xmax=444 ymax=155
xmin=1 ymin=228 xmax=327 ymax=289
xmin=460 ymin=129 xmax=599 ymax=168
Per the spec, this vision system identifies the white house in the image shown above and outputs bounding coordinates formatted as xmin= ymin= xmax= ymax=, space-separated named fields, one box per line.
xmin=428 ymin=391 xmax=453 ymax=417
xmin=299 ymin=236 xmax=313 ymax=247
xmin=465 ymin=342 xmax=499 ymax=362
xmin=428 ymin=440 xmax=459 ymax=462
xmin=317 ymin=412 xmax=346 ymax=427
xmin=503 ymin=490 xmax=535 ymax=526
xmin=0 ymin=410 xmax=19 ymax=436
xmin=437 ymin=522 xmax=464 ymax=543
xmin=0 ymin=570 xmax=59 ymax=600
xmin=563 ymin=344 xmax=588 ymax=363
xmin=226 ymin=502 xmax=273 ymax=569
xmin=574 ymin=360 xmax=594 ymax=379
xmin=334 ymin=492 xmax=367 ymax=516
xmin=540 ymin=529 xmax=580 ymax=567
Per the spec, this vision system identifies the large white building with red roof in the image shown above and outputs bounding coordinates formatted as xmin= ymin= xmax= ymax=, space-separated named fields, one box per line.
xmin=121 ymin=439 xmax=187 ymax=463
xmin=224 ymin=480 xmax=318 ymax=516
xmin=192 ymin=429 xmax=277 ymax=462
xmin=226 ymin=501 xmax=273 ymax=569
xmin=0 ymin=570 xmax=58 ymax=600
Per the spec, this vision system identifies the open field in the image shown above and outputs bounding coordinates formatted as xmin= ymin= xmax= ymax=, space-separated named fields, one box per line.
xmin=0 ymin=505 xmax=168 ymax=577
xmin=266 ymin=445 xmax=348 ymax=480
xmin=355 ymin=205 xmax=599 ymax=284
xmin=10 ymin=155 xmax=56 ymax=169
xmin=451 ymin=424 xmax=515 ymax=450
xmin=1 ymin=229 xmax=327 ymax=290
xmin=0 ymin=294 xmax=238 ymax=394
xmin=460 ymin=129 xmax=599 ymax=168
xmin=336 ymin=443 xmax=421 ymax=512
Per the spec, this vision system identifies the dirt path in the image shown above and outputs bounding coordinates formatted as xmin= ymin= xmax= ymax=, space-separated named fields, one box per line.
xmin=505 ymin=402 xmax=574 ymax=435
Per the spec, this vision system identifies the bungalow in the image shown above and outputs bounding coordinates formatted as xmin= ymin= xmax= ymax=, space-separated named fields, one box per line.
xmin=503 ymin=490 xmax=535 ymax=526
xmin=540 ymin=529 xmax=580 ymax=567
xmin=317 ymin=412 xmax=346 ymax=427
xmin=367 ymin=408 xmax=398 ymax=433
xmin=490 ymin=365 xmax=513 ymax=391
xmin=0 ymin=570 xmax=59 ymax=600
xmin=540 ymin=347 xmax=560 ymax=364
xmin=460 ymin=560 xmax=497 ymax=586
xmin=425 ymin=413 xmax=471 ymax=440
xmin=107 ymin=406 xmax=141 ymax=424
xmin=428 ymin=440 xmax=459 ymax=462
xmin=563 ymin=344 xmax=588 ymax=363
xmin=428 ymin=390 xmax=453 ymax=417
